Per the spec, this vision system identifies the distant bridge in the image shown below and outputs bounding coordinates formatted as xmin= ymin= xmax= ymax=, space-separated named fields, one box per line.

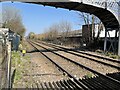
xmin=57 ymin=30 xmax=82 ymax=38
xmin=1 ymin=0 xmax=120 ymax=55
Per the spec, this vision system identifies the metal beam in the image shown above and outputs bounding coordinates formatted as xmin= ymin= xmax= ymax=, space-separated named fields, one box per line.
xmin=118 ymin=1 xmax=120 ymax=56
xmin=118 ymin=26 xmax=120 ymax=56
xmin=114 ymin=29 xmax=118 ymax=53
xmin=104 ymin=29 xmax=107 ymax=52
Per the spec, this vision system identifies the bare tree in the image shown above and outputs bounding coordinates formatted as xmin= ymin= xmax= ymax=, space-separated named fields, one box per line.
xmin=78 ymin=12 xmax=104 ymax=43
xmin=59 ymin=20 xmax=72 ymax=39
xmin=49 ymin=24 xmax=59 ymax=40
xmin=43 ymin=23 xmax=59 ymax=41
xmin=37 ymin=20 xmax=72 ymax=44
xmin=2 ymin=6 xmax=26 ymax=39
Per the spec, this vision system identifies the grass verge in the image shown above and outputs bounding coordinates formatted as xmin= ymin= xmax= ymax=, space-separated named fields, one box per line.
xmin=11 ymin=51 xmax=31 ymax=88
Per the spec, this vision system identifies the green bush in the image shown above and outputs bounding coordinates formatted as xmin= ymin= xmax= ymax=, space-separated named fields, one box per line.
xmin=84 ymin=73 xmax=93 ymax=78
xmin=95 ymin=49 xmax=103 ymax=53
xmin=110 ymin=55 xmax=119 ymax=59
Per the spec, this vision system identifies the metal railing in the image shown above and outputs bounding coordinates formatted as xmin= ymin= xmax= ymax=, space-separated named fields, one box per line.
xmin=72 ymin=0 xmax=119 ymax=24
xmin=82 ymin=0 xmax=119 ymax=23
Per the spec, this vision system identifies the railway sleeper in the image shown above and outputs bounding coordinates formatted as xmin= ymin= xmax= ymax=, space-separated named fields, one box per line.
xmin=63 ymin=80 xmax=74 ymax=90
xmin=31 ymin=75 xmax=120 ymax=90
xmin=29 ymin=41 xmax=120 ymax=89
xmin=83 ymin=76 xmax=110 ymax=89
xmin=106 ymin=72 xmax=120 ymax=81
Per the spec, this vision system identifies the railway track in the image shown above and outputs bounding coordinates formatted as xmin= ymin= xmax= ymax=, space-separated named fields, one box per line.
xmin=28 ymin=41 xmax=90 ymax=90
xmin=36 ymin=40 xmax=120 ymax=70
xmin=28 ymin=40 xmax=120 ymax=90
xmin=34 ymin=41 xmax=119 ymax=75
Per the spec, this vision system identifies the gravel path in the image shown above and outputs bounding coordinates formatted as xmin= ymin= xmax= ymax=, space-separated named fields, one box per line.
xmin=29 ymin=52 xmax=68 ymax=82
xmin=13 ymin=52 xmax=68 ymax=88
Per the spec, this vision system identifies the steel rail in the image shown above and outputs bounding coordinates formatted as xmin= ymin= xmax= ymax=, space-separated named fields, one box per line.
xmin=31 ymin=40 xmax=120 ymax=85
xmin=38 ymin=41 xmax=120 ymax=63
xmin=28 ymin=40 xmax=91 ymax=90
xmin=36 ymin=41 xmax=120 ymax=70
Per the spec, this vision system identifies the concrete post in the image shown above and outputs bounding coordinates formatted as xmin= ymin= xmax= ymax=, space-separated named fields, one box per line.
xmin=104 ymin=29 xmax=107 ymax=52
xmin=7 ymin=41 xmax=11 ymax=88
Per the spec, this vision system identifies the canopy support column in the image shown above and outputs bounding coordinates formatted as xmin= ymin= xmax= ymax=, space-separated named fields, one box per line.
xmin=118 ymin=26 xmax=120 ymax=56
xmin=104 ymin=29 xmax=107 ymax=52
xmin=114 ymin=30 xmax=118 ymax=53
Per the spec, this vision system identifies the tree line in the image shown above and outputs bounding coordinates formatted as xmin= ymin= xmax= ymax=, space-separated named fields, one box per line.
xmin=1 ymin=6 xmax=26 ymax=40
xmin=28 ymin=12 xmax=104 ymax=47
xmin=28 ymin=20 xmax=72 ymax=42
